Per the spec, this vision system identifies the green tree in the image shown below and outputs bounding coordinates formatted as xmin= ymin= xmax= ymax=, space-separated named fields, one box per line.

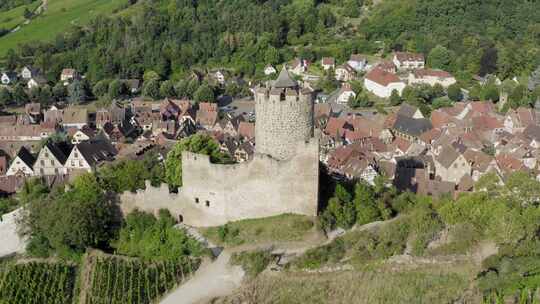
xmin=481 ymin=84 xmax=499 ymax=102
xmin=143 ymin=70 xmax=160 ymax=82
xmin=21 ymin=174 xmax=116 ymax=256
xmin=194 ymin=84 xmax=215 ymax=103
xmin=52 ymin=82 xmax=67 ymax=101
xmin=108 ymin=79 xmax=125 ymax=100
xmin=427 ymin=45 xmax=452 ymax=70
xmin=389 ymin=89 xmax=402 ymax=106
xmin=160 ymin=80 xmax=176 ymax=98
xmin=0 ymin=87 xmax=12 ymax=106
xmin=23 ymin=8 xmax=32 ymax=19
xmin=38 ymin=85 xmax=53 ymax=105
xmin=165 ymin=134 xmax=230 ymax=189
xmin=93 ymin=80 xmax=109 ymax=98
xmin=142 ymin=79 xmax=161 ymax=100
xmin=447 ymin=83 xmax=462 ymax=101
xmin=354 ymin=183 xmax=381 ymax=225
xmin=264 ymin=47 xmax=280 ymax=65
xmin=68 ymin=79 xmax=86 ymax=103
xmin=12 ymin=83 xmax=27 ymax=105
xmin=28 ymin=86 xmax=40 ymax=103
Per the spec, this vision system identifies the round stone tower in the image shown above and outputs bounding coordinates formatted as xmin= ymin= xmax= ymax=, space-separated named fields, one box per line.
xmin=255 ymin=67 xmax=314 ymax=161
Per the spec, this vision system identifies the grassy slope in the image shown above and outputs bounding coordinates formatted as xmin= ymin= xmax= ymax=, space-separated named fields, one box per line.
xmin=0 ymin=0 xmax=127 ymax=57
xmin=0 ymin=2 xmax=41 ymax=30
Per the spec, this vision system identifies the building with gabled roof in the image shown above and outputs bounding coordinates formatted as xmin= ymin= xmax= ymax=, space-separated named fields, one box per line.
xmin=33 ymin=142 xmax=68 ymax=176
xmin=364 ymin=68 xmax=406 ymax=98
xmin=6 ymin=147 xmax=35 ymax=176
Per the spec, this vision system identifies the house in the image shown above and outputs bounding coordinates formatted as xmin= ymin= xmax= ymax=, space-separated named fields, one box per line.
xmin=376 ymin=61 xmax=397 ymax=73
xmin=408 ymin=69 xmax=456 ymax=88
xmin=264 ymin=65 xmax=277 ymax=75
xmin=389 ymin=104 xmax=432 ymax=141
xmin=21 ymin=66 xmax=39 ymax=80
xmin=33 ymin=142 xmax=68 ymax=176
xmin=214 ymin=70 xmax=226 ymax=84
xmin=504 ymin=107 xmax=536 ymax=134
xmin=196 ymin=103 xmax=219 ymax=129
xmin=0 ymin=156 xmax=6 ymax=175
xmin=1 ymin=72 xmax=18 ymax=85
xmin=24 ymin=103 xmax=41 ymax=123
xmin=61 ymin=108 xmax=88 ymax=129
xmin=6 ymin=147 xmax=35 ymax=176
xmin=335 ymin=64 xmax=356 ymax=82
xmin=68 ymin=127 xmax=95 ymax=144
xmin=0 ymin=124 xmax=55 ymax=141
xmin=392 ymin=52 xmax=425 ymax=70
xmin=289 ymin=58 xmax=308 ymax=75
xmin=433 ymin=145 xmax=471 ymax=183
xmin=347 ymin=54 xmax=368 ymax=72
xmin=321 ymin=57 xmax=336 ymax=70
xmin=234 ymin=141 xmax=254 ymax=163
xmin=335 ymin=83 xmax=356 ymax=105
xmin=238 ymin=121 xmax=255 ymax=141
xmin=364 ymin=68 xmax=406 ymax=98
xmin=27 ymin=76 xmax=47 ymax=89
xmin=60 ymin=68 xmax=79 ymax=85
xmin=44 ymin=106 xmax=63 ymax=125
xmin=125 ymin=79 xmax=141 ymax=94
xmin=64 ymin=140 xmax=117 ymax=173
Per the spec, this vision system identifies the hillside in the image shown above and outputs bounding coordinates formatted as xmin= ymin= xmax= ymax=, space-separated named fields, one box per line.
xmin=0 ymin=0 xmax=129 ymax=57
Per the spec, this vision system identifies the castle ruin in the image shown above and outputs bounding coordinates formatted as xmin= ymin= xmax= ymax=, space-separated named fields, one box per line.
xmin=120 ymin=68 xmax=319 ymax=227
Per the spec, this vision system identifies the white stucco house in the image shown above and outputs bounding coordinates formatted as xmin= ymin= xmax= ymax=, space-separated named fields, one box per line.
xmin=6 ymin=147 xmax=35 ymax=176
xmin=335 ymin=83 xmax=356 ymax=105
xmin=364 ymin=68 xmax=406 ymax=98
xmin=393 ymin=52 xmax=425 ymax=70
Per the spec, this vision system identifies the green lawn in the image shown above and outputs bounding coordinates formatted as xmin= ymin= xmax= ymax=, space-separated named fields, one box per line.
xmin=202 ymin=214 xmax=318 ymax=247
xmin=0 ymin=2 xmax=41 ymax=31
xmin=0 ymin=0 xmax=128 ymax=57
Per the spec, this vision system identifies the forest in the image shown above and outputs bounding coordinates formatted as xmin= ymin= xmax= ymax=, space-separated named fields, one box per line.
xmin=2 ymin=0 xmax=537 ymax=89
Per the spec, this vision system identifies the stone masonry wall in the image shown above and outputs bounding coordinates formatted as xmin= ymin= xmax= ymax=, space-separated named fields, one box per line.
xmin=255 ymin=88 xmax=314 ymax=160
xmin=120 ymin=138 xmax=319 ymax=227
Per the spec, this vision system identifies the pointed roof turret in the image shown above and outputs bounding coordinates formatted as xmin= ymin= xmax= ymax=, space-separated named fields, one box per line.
xmin=273 ymin=66 xmax=297 ymax=89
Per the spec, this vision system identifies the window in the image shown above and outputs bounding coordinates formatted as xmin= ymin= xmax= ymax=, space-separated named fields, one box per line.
xmin=195 ymin=198 xmax=199 ymax=203
xmin=79 ymin=161 xmax=83 ymax=167
xmin=40 ymin=168 xmax=44 ymax=175
xmin=71 ymin=161 xmax=75 ymax=166
xmin=74 ymin=152 xmax=78 ymax=158
xmin=205 ymin=200 xmax=210 ymax=207
xmin=45 ymin=152 xmax=48 ymax=157
xmin=40 ymin=160 xmax=44 ymax=166
xmin=50 ymin=160 xmax=54 ymax=166
xmin=54 ymin=168 xmax=58 ymax=174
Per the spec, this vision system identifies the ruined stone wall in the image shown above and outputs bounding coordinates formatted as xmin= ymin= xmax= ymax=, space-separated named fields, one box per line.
xmin=255 ymin=88 xmax=314 ymax=160
xmin=120 ymin=138 xmax=319 ymax=227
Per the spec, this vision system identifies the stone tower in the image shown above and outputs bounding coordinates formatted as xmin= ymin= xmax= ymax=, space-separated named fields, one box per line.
xmin=255 ymin=67 xmax=314 ymax=160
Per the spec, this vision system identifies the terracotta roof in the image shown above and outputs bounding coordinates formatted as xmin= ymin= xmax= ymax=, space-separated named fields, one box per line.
xmin=324 ymin=117 xmax=347 ymax=138
xmin=365 ymin=68 xmax=401 ymax=86
xmin=238 ymin=122 xmax=255 ymax=139
xmin=0 ymin=175 xmax=25 ymax=194
xmin=496 ymin=153 xmax=525 ymax=173
xmin=472 ymin=115 xmax=503 ymax=131
xmin=523 ymin=124 xmax=540 ymax=141
xmin=0 ymin=124 xmax=54 ymax=138
xmin=376 ymin=61 xmax=396 ymax=73
xmin=314 ymin=103 xmax=332 ymax=119
xmin=516 ymin=107 xmax=536 ymax=127
xmin=196 ymin=109 xmax=218 ymax=127
xmin=463 ymin=149 xmax=493 ymax=172
xmin=199 ymin=102 xmax=218 ymax=112
xmin=0 ymin=115 xmax=17 ymax=126
xmin=413 ymin=69 xmax=453 ymax=78
xmin=470 ymin=101 xmax=494 ymax=114
xmin=393 ymin=137 xmax=412 ymax=153
xmin=394 ymin=51 xmax=424 ymax=62
xmin=62 ymin=108 xmax=88 ymax=124
xmin=322 ymin=57 xmax=335 ymax=65
xmin=419 ymin=128 xmax=442 ymax=144
xmin=431 ymin=110 xmax=452 ymax=128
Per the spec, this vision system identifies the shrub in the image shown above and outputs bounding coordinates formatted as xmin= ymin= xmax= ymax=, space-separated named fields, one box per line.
xmin=231 ymin=250 xmax=272 ymax=277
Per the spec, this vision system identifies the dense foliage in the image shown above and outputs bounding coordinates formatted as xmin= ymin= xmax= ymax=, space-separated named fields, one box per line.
xmin=307 ymin=171 xmax=540 ymax=301
xmin=0 ymin=261 xmax=76 ymax=304
xmin=113 ymin=209 xmax=206 ymax=261
xmin=85 ymin=254 xmax=200 ymax=304
xmin=231 ymin=250 xmax=272 ymax=277
xmin=362 ymin=0 xmax=540 ymax=79
xmin=20 ymin=174 xmax=118 ymax=258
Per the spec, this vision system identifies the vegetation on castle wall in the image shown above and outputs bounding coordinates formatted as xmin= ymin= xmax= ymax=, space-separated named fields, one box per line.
xmin=165 ymin=134 xmax=232 ymax=189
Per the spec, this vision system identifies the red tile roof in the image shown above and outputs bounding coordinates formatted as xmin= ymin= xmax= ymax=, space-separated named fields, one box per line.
xmin=365 ymin=68 xmax=401 ymax=86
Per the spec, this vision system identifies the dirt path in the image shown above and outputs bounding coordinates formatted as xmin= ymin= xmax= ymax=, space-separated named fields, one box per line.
xmin=0 ymin=208 xmax=26 ymax=258
xmin=159 ymin=251 xmax=244 ymax=304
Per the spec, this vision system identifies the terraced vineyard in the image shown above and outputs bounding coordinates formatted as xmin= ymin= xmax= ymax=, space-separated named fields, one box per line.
xmin=0 ymin=261 xmax=76 ymax=304
xmin=84 ymin=254 xmax=201 ymax=304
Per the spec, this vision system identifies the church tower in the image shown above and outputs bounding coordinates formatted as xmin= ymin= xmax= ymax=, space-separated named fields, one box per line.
xmin=254 ymin=67 xmax=314 ymax=161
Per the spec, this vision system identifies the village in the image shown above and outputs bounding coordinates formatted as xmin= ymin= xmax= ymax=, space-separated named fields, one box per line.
xmin=0 ymin=50 xmax=538 ymax=200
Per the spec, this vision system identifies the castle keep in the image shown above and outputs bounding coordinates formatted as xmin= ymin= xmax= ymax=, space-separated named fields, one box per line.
xmin=121 ymin=68 xmax=319 ymax=227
